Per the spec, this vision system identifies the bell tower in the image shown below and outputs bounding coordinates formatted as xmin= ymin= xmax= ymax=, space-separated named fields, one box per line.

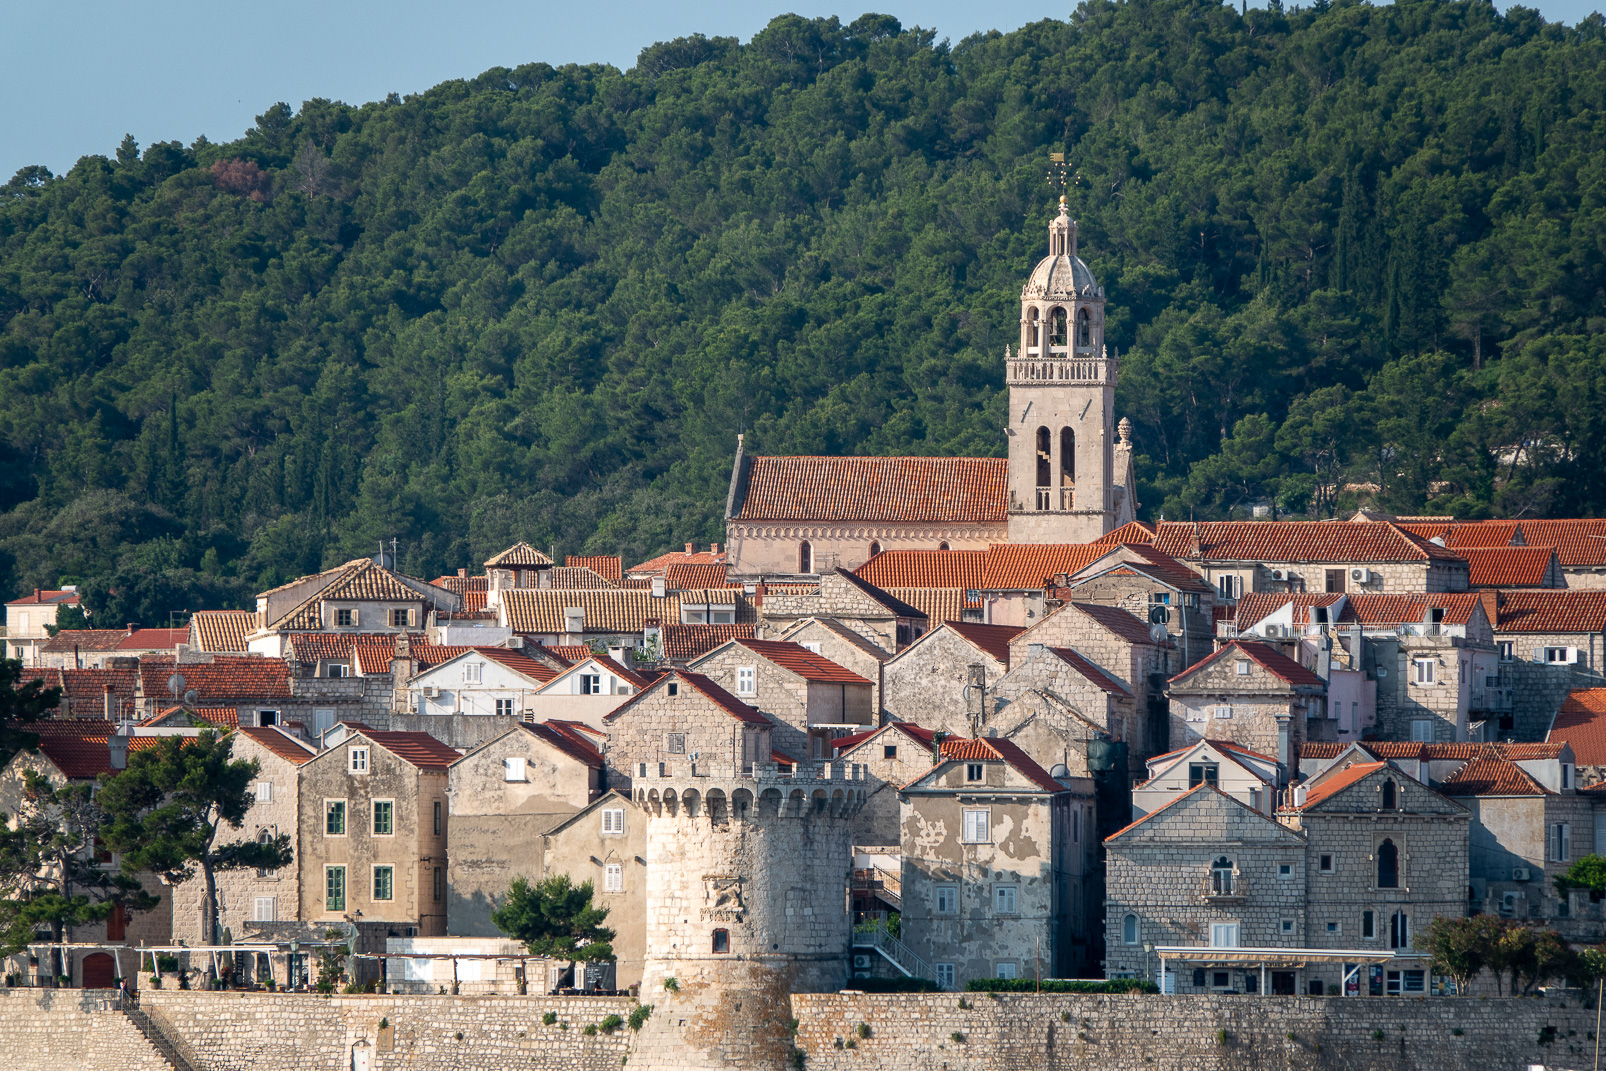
xmin=1006 ymin=195 xmax=1116 ymax=544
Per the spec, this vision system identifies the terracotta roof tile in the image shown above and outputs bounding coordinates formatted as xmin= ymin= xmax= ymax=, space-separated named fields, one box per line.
xmin=485 ymin=543 xmax=554 ymax=568
xmin=1048 ymin=647 xmax=1133 ymax=697
xmin=1509 ymin=520 xmax=1606 ymax=566
xmin=534 ymin=644 xmax=592 ymax=665
xmin=1492 ymin=591 xmax=1606 ymax=633
xmin=855 ymin=550 xmax=986 ymax=590
xmin=1461 ymin=547 xmax=1560 ymax=588
xmin=931 ymin=736 xmax=1066 ymax=793
xmin=238 ymin=725 xmax=317 ymax=765
xmin=1150 ymin=738 xmax=1278 ymax=765
xmin=626 ymin=546 xmax=726 ymax=577
xmin=546 ymin=566 xmax=618 ymax=590
xmin=116 ymin=628 xmax=189 ymax=651
xmin=360 ymin=730 xmax=462 ymax=770
xmin=454 ymin=647 xmax=561 ymax=684
xmin=1091 ymin=545 xmax=1214 ymax=592
xmin=981 ymin=544 xmax=1112 ymax=591
xmin=41 ymin=629 xmax=130 ymax=654
xmin=22 ymin=667 xmax=139 ymax=719
xmin=1342 ymin=594 xmax=1484 ymax=627
xmin=664 ymin=564 xmax=735 ymax=591
xmin=1297 ymin=742 xmax=1347 ymax=761
xmin=6 ymin=589 xmax=80 ymax=606
xmin=1497 ymin=742 xmax=1568 ymax=760
xmin=190 ymin=611 xmax=258 ymax=653
xmin=274 ymin=560 xmax=437 ymax=629
xmin=412 ymin=644 xmax=472 ymax=667
xmin=734 ymin=456 xmax=1007 ymax=523
xmin=142 ymin=706 xmax=239 ymax=729
xmin=1298 ymin=761 xmax=1387 ymax=807
xmin=523 ymin=721 xmax=604 ymax=768
xmin=834 ymin=570 xmax=927 ymax=619
xmin=1550 ymin=689 xmax=1606 ymax=766
xmin=728 ymin=640 xmax=872 ymax=684
xmin=1153 ymin=520 xmax=1467 ymax=565
xmin=1234 ymin=594 xmax=1346 ymax=630
xmin=944 ymin=622 xmax=1026 ymax=666
xmin=499 ymin=589 xmax=676 ymax=634
xmin=1092 ymin=521 xmax=1157 ymax=545
xmin=660 ymin=624 xmax=756 ymax=661
xmin=137 ymin=658 xmax=291 ymax=704
xmin=1441 ymin=756 xmax=1551 ymax=796
xmin=1171 ymin=640 xmax=1325 ymax=688
xmin=832 ymin=721 xmax=937 ymax=753
xmin=566 ymin=556 xmax=623 ymax=584
xmin=883 ymin=589 xmax=978 ymax=625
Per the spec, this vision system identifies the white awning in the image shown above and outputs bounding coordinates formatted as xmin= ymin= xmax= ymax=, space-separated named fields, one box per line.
xmin=1154 ymin=946 xmax=1399 ymax=967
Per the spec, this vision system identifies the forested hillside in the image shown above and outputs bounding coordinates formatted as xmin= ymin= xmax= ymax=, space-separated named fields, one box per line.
xmin=1 ymin=0 xmax=1604 ymax=621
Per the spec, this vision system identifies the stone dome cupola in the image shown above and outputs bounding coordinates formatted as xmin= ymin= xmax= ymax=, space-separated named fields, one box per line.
xmin=1022 ymin=195 xmax=1100 ymax=300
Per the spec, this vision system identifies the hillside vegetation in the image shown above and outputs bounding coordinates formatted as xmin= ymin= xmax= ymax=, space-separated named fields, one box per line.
xmin=1 ymin=0 xmax=1604 ymax=621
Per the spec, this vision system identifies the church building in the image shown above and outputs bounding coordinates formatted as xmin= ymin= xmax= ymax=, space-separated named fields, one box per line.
xmin=724 ymin=196 xmax=1138 ymax=577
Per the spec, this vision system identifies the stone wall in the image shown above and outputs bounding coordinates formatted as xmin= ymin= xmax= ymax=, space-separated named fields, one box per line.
xmin=790 ymin=990 xmax=1597 ymax=1071
xmin=139 ymin=990 xmax=632 ymax=1071
xmin=0 ymin=989 xmax=176 ymax=1069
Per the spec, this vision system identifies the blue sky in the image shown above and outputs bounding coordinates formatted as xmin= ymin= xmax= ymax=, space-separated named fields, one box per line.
xmin=3 ymin=0 xmax=1600 ymax=181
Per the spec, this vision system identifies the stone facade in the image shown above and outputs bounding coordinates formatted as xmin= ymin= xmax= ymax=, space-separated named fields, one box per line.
xmin=540 ymin=792 xmax=649 ymax=988
xmin=1065 ymin=567 xmax=1216 ymax=669
xmin=0 ymin=989 xmax=175 ymax=1070
xmin=833 ymin=724 xmax=941 ymax=846
xmin=601 ymin=672 xmax=774 ymax=790
xmin=727 ymin=519 xmax=1005 ymax=576
xmin=989 ymin=643 xmax=1136 ymax=775
xmin=758 ymin=571 xmax=922 ymax=652
xmin=1369 ymin=635 xmax=1489 ymax=743
xmin=1449 ymin=790 xmax=1596 ymax=922
xmin=1495 ymin=629 xmax=1606 ymax=740
xmin=1197 ymin=558 xmax=1469 ymax=600
xmin=778 ymin=617 xmax=891 ymax=714
xmin=690 ymin=642 xmax=874 ymax=762
xmin=881 ymin=625 xmax=1009 ymax=735
xmin=1167 ymin=644 xmax=1326 ymax=768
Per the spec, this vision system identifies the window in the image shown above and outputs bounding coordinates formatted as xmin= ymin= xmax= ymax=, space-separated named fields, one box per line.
xmin=994 ymin=885 xmax=1018 ymax=914
xmin=1381 ymin=780 xmax=1397 ymax=809
xmin=736 ymin=667 xmax=757 ymax=696
xmin=1073 ymin=809 xmax=1080 ymax=842
xmin=1123 ymin=914 xmax=1139 ymax=945
xmin=1214 ymin=705 xmax=1233 ymax=720
xmin=798 ymin=542 xmax=812 ymax=574
xmin=1413 ymin=659 xmax=1435 ymax=685
xmin=962 ymin=809 xmax=991 ymax=843
xmin=681 ymin=606 xmax=708 ymax=625
xmin=605 ymin=864 xmax=623 ymax=893
xmin=504 ymin=756 xmax=526 ymax=781
xmin=1326 ymin=921 xmax=1341 ymax=934
xmin=373 ymin=866 xmax=394 ymax=901
xmin=336 ymin=608 xmax=355 ymax=627
xmin=433 ymin=867 xmax=444 ymax=902
xmin=1210 ymin=922 xmax=1239 ymax=948
xmin=667 ymin=733 xmax=687 ymax=754
xmin=1377 ymin=839 xmax=1400 ymax=888
xmin=465 ymin=662 xmax=483 ymax=684
xmin=935 ymin=963 xmax=955 ymax=990
xmin=390 ymin=608 xmax=409 ymax=627
xmin=869 ymin=541 xmax=882 ymax=558
xmin=325 ymin=800 xmax=347 ymax=836
xmin=710 ymin=608 xmax=735 ymax=625
xmin=253 ymin=897 xmax=277 ymax=922
xmin=1235 ymin=660 xmax=1251 ymax=676
xmin=1551 ymin=822 xmax=1571 ymax=862
xmin=373 ymin=800 xmax=393 ymax=836
xmin=712 ymin=929 xmax=730 ymax=953
xmin=1281 ymin=919 xmax=1295 ymax=935
xmin=1498 ymin=641 xmax=1514 ymax=662
xmin=966 ymin=763 xmax=984 ymax=782
xmin=495 ymin=698 xmax=515 ymax=717
xmin=255 ymin=781 xmax=273 ymax=803
xmin=1545 ymin=647 xmax=1571 ymax=664
xmin=1389 ymin=911 xmax=1410 ymax=950
xmin=995 ymin=962 xmax=1018 ymax=980
xmin=1363 ymin=910 xmax=1376 ymax=939
xmin=602 ymin=808 xmax=625 ymax=835
xmin=1211 ymin=857 xmax=1235 ymax=896
xmin=1563 ymin=764 xmax=1572 ymax=789
xmin=327 ymin=663 xmax=349 ymax=678
xmin=1188 ymin=763 xmax=1219 ymax=788
xmin=258 ymin=710 xmax=280 ymax=725
xmin=348 ymin=747 xmax=369 ymax=774
xmin=1218 ymin=575 xmax=1242 ymax=600
xmin=1278 ymin=863 xmax=1293 ymax=879
xmin=666 ymin=681 xmax=679 ymax=696
xmin=1410 ymin=719 xmax=1434 ymax=743
xmin=1076 ymin=307 xmax=1091 ymax=347
xmin=1319 ymin=853 xmax=1333 ymax=873
xmin=1459 ymin=660 xmax=1466 ymax=683
xmin=935 ymin=885 xmax=958 ymax=914
xmin=883 ymin=745 xmax=898 ymax=760
xmin=1035 ymin=426 xmax=1052 ymax=489
xmin=1192 ymin=969 xmax=1207 ymax=988
xmin=433 ymin=800 xmax=442 ymax=836
xmin=326 ymin=866 xmax=346 ymax=910
xmin=1049 ymin=306 xmax=1068 ymax=347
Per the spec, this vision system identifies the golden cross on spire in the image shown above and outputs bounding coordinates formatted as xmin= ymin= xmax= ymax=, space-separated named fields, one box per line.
xmin=1045 ymin=152 xmax=1081 ymax=207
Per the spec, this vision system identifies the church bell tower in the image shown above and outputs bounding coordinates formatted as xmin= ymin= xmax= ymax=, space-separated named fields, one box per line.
xmin=1006 ymin=195 xmax=1117 ymax=544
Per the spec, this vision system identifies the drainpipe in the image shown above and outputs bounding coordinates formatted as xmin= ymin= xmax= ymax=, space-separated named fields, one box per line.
xmin=1276 ymin=714 xmax=1292 ymax=787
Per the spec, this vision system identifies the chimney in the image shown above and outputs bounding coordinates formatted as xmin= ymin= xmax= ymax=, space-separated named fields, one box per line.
xmin=563 ymin=607 xmax=585 ymax=637
xmin=103 ymin=685 xmax=116 ymax=722
xmin=458 ymin=568 xmax=467 ymax=578
xmin=650 ymin=575 xmax=666 ymax=599
xmin=685 ymin=543 xmax=694 ymax=555
xmin=109 ymin=734 xmax=130 ymax=771
xmin=126 ymin=623 xmax=136 ymax=636
xmin=712 ymin=543 xmax=721 ymax=556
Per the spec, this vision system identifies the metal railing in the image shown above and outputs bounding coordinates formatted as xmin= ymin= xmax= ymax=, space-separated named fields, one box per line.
xmin=1201 ymin=870 xmax=1247 ymax=904
xmin=852 ymin=921 xmax=935 ymax=983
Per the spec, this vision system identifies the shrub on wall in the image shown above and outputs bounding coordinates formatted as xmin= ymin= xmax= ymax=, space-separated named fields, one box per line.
xmin=853 ymin=977 xmax=943 ymax=993
xmin=963 ymin=978 xmax=1159 ymax=995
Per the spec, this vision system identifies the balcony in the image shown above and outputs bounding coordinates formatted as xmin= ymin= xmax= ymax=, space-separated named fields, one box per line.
xmin=1201 ymin=870 xmax=1247 ymax=905
xmin=1033 ymin=487 xmax=1075 ymax=511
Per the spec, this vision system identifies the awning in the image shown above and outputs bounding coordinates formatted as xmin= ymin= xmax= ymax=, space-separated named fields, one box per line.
xmin=1154 ymin=946 xmax=1398 ymax=967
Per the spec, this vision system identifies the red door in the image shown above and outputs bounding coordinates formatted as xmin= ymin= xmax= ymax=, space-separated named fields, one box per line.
xmin=81 ymin=953 xmax=116 ymax=989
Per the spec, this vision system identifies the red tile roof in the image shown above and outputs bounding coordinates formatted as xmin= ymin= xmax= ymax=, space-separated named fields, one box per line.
xmin=1152 ymin=520 xmax=1467 ymax=565
xmin=831 ymin=721 xmax=938 ymax=753
xmin=1085 ymin=545 xmax=1213 ymax=593
xmin=41 ymin=629 xmax=130 ymax=654
xmin=734 ymin=456 xmax=1007 ymax=523
xmin=472 ymin=647 xmax=561 ymax=684
xmin=1093 ymin=521 xmax=1157 ymax=545
xmin=886 ymin=589 xmax=978 ymax=625
xmin=1048 ymin=647 xmax=1132 ymax=697
xmin=981 ymin=544 xmax=1113 ymax=591
xmin=361 ymin=730 xmax=462 ymax=770
xmin=660 ymin=624 xmax=756 ymax=661
xmin=1298 ymin=761 xmax=1387 ymax=808
xmin=237 ymin=726 xmax=317 ymax=764
xmin=664 ymin=564 xmax=735 ymax=591
xmin=944 ymin=622 xmax=1025 ymax=666
xmin=855 ymin=550 xmax=986 ymax=590
xmin=626 ymin=546 xmax=726 ymax=577
xmin=189 ymin=610 xmax=258 ymax=653
xmin=485 ymin=543 xmax=554 ymax=568
xmin=932 ymin=736 xmax=1066 ymax=793
xmin=1491 ymin=591 xmax=1606 ymax=633
xmin=1461 ymin=547 xmax=1559 ymax=588
xmin=1070 ymin=602 xmax=1171 ymax=647
xmin=544 ymin=566 xmax=617 ymax=590
xmin=6 ymin=589 xmax=80 ymax=606
xmin=1448 ymin=521 xmax=1523 ymax=548
xmin=523 ymin=721 xmax=604 ymax=768
xmin=1550 ymin=689 xmax=1606 ymax=766
xmin=1234 ymin=594 xmax=1347 ymax=630
xmin=566 ymin=556 xmax=623 ymax=584
xmin=554 ymin=654 xmax=649 ymax=689
xmin=1512 ymin=520 xmax=1606 ymax=566
xmin=533 ymin=644 xmax=590 ymax=665
xmin=1172 ymin=640 xmax=1325 ymax=688
xmin=1150 ymin=738 xmax=1278 ymax=766
xmin=142 ymin=706 xmax=239 ymax=729
xmin=1441 ymin=756 xmax=1551 ymax=796
xmin=1342 ymin=594 xmax=1484 ymax=627
xmin=28 ymin=722 xmax=170 ymax=779
xmin=729 ymin=640 xmax=872 ymax=684
xmin=116 ymin=628 xmax=189 ymax=651
xmin=22 ymin=667 xmax=139 ymax=719
xmin=138 ymin=658 xmax=292 ymax=703
xmin=413 ymin=644 xmax=473 ymax=667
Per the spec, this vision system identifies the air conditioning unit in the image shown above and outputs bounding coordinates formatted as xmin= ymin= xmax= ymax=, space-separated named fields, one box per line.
xmin=1512 ymin=867 xmax=1532 ymax=882
xmin=506 ymin=635 xmax=524 ymax=649
xmin=1263 ymin=624 xmax=1284 ymax=639
xmin=1270 ymin=569 xmax=1289 ymax=581
xmin=1351 ymin=568 xmax=1371 ymax=583
xmin=424 ymin=686 xmax=439 ymax=699
xmin=853 ymin=954 xmax=872 ymax=970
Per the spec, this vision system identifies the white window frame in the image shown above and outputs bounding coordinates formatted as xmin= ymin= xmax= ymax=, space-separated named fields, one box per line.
xmin=994 ymin=962 xmax=1017 ymax=980
xmin=961 ymin=808 xmax=991 ymax=844
xmin=1235 ymin=660 xmax=1251 ymax=676
xmin=666 ymin=733 xmax=687 ymax=755
xmin=1214 ymin=704 xmax=1233 ymax=720
xmin=934 ymin=963 xmax=955 ymax=990
xmin=993 ymin=885 xmax=1018 ymax=915
xmin=935 ymin=885 xmax=958 ymax=914
xmin=1413 ymin=659 xmax=1435 ymax=686
xmin=348 ymin=747 xmax=369 ymax=774
xmin=736 ymin=666 xmax=757 ymax=696
xmin=601 ymin=808 xmax=625 ymax=835
xmin=1277 ymin=863 xmax=1293 ymax=880
xmin=504 ymin=756 xmax=527 ymax=782
xmin=579 ymin=673 xmax=602 ymax=695
xmin=966 ymin=763 xmax=985 ymax=782
xmin=255 ymin=781 xmax=273 ymax=803
xmin=604 ymin=863 xmax=623 ymax=893
xmin=465 ymin=662 xmax=483 ymax=684
xmin=1498 ymin=641 xmax=1514 ymax=662
xmin=326 ymin=662 xmax=349 ymax=679
xmin=253 ymin=896 xmax=277 ymax=922
xmin=495 ymin=698 xmax=515 ymax=717
xmin=709 ymin=608 xmax=735 ymax=625
xmin=1210 ymin=922 xmax=1240 ymax=949
xmin=335 ymin=607 xmax=355 ymax=628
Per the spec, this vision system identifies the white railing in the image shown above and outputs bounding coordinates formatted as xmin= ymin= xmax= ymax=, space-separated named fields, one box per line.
xmin=852 ymin=923 xmax=936 ymax=984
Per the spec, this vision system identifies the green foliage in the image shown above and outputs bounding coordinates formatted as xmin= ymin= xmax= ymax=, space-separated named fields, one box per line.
xmin=963 ymin=977 xmax=1158 ymax=994
xmin=662 ymin=976 xmax=679 ymax=992
xmin=1556 ymin=855 xmax=1606 ymax=898
xmin=599 ymin=1014 xmax=623 ymax=1033
xmin=582 ymin=1024 xmax=598 ymax=1037
xmin=627 ymin=1004 xmax=652 ymax=1031
xmin=855 ymin=1022 xmax=871 ymax=1039
xmin=1 ymin=2 xmax=1604 ymax=594
xmin=490 ymin=875 xmax=615 ymax=961
xmin=0 ymin=658 xmax=60 ymax=766
xmin=543 ymin=1011 xmax=558 ymax=1025
xmin=851 ymin=976 xmax=942 ymax=993
xmin=1427 ymin=914 xmax=1604 ymax=995
xmin=95 ymin=730 xmax=293 ymax=944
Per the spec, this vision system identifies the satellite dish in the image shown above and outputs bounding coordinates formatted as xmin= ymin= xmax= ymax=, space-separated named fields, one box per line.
xmin=184 ymin=689 xmax=199 ymax=707
xmin=167 ymin=672 xmax=186 ymax=697
xmin=1149 ymin=624 xmax=1169 ymax=643
xmin=1050 ymin=763 xmax=1071 ymax=780
xmin=1148 ymin=605 xmax=1170 ymax=625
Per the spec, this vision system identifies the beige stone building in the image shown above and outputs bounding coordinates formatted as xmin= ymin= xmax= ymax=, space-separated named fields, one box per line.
xmin=897 ymin=737 xmax=1095 ymax=985
xmin=757 ymin=569 xmax=928 ymax=652
xmin=829 ymin=721 xmax=939 ymax=846
xmin=247 ymin=556 xmax=460 ymax=658
xmin=1058 ymin=547 xmax=1217 ymax=670
xmin=690 ymin=638 xmax=874 ymax=762
xmin=777 ymin=617 xmax=893 ymax=713
xmin=1487 ymin=590 xmax=1606 ymax=740
xmin=987 ymin=642 xmax=1136 ymax=777
xmin=4 ymin=587 xmax=82 ymax=666
xmin=1167 ymin=640 xmax=1328 ymax=770
xmin=1131 ymin=739 xmax=1280 ymax=821
xmin=601 ymin=669 xmax=776 ymax=789
xmin=540 ymin=791 xmax=649 ymax=988
xmin=296 ymin=729 xmax=458 ymax=937
xmin=881 ymin=621 xmax=1020 ymax=734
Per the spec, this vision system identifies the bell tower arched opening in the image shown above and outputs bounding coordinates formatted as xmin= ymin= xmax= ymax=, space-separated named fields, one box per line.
xmin=1050 ymin=307 xmax=1067 ymax=348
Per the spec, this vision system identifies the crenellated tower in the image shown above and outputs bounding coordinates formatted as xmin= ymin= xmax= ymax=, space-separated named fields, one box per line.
xmin=1007 ymin=195 xmax=1117 ymax=543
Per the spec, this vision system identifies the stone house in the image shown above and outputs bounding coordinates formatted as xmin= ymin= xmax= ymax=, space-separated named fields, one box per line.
xmin=600 ymin=669 xmax=776 ymax=789
xmin=403 ymin=646 xmax=560 ymax=717
xmin=4 ymin=587 xmax=81 ymax=665
xmin=829 ymin=721 xmax=939 ymax=846
xmin=1461 ymin=547 xmax=1566 ymax=590
xmin=444 ymin=721 xmax=605 ymax=937
xmin=20 ymin=664 xmax=141 ymax=721
xmin=540 ymin=791 xmax=649 ymax=989
xmin=1059 ymin=545 xmax=1218 ymax=670
xmin=1131 ymin=739 xmax=1280 ymax=821
xmin=987 ymin=642 xmax=1136 ymax=776
xmin=689 ymin=639 xmax=874 ymax=762
xmin=1166 ymin=641 xmax=1328 ymax=771
xmin=1488 ymin=591 xmax=1606 ymax=741
xmin=534 ymin=654 xmax=648 ymax=698
xmin=1403 ymin=518 xmax=1606 ymax=589
xmin=247 ymin=557 xmax=460 ymax=658
xmin=1104 ymin=785 xmax=1309 ymax=993
xmin=880 ymin=621 xmax=1021 ymax=735
xmin=187 ymin=609 xmax=258 ymax=655
xmin=296 ymin=729 xmax=459 ymax=938
xmin=1550 ymin=688 xmax=1606 ymax=786
xmin=778 ymin=617 xmax=893 ymax=713
xmin=496 ymin=585 xmax=749 ymax=651
xmin=758 ymin=569 xmax=929 ymax=653
xmin=898 ymin=737 xmax=1094 ymax=985
xmin=170 ymin=726 xmax=315 ymax=942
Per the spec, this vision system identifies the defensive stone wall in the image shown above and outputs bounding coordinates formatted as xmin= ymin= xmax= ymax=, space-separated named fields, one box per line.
xmin=139 ymin=990 xmax=633 ymax=1071
xmin=792 ymin=990 xmax=1598 ymax=1071
xmin=0 ymin=988 xmax=175 ymax=1070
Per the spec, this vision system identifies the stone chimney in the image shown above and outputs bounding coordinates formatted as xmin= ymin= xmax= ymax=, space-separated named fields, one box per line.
xmin=712 ymin=543 xmax=721 ymax=556
xmin=108 ymin=734 xmax=130 ymax=771
xmin=650 ymin=575 xmax=666 ymax=599
xmin=103 ymin=685 xmax=116 ymax=722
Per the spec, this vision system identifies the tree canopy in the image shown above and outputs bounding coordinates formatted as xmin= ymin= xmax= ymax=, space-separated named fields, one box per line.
xmin=492 ymin=874 xmax=615 ymax=961
xmin=2 ymin=0 xmax=1605 ymax=612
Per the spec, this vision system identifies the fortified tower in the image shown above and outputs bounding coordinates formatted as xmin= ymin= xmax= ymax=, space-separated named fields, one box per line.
xmin=630 ymin=762 xmax=864 ymax=1071
xmin=1006 ymin=195 xmax=1117 ymax=544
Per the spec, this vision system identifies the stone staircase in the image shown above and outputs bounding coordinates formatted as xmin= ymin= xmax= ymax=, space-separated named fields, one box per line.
xmin=851 ymin=925 xmax=934 ymax=982
xmin=120 ymin=994 xmax=198 ymax=1071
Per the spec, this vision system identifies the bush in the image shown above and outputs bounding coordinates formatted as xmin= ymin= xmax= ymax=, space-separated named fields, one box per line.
xmin=156 ymin=955 xmax=180 ymax=973
xmin=600 ymin=1015 xmax=624 ymax=1033
xmin=628 ymin=1005 xmax=653 ymax=1031
xmin=543 ymin=1012 xmax=558 ymax=1025
xmin=583 ymin=1024 xmax=599 ymax=1036
xmin=963 ymin=978 xmax=1159 ymax=995
xmin=950 ymin=1031 xmax=966 ymax=1043
xmin=662 ymin=977 xmax=679 ymax=993
xmin=855 ymin=1022 xmax=871 ymax=1039
xmin=852 ymin=976 xmax=942 ymax=993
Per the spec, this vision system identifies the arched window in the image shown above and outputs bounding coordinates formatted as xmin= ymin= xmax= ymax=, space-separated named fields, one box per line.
xmin=1381 ymin=780 xmax=1397 ymax=809
xmin=938 ymin=542 xmax=950 ymax=551
xmin=1077 ymin=307 xmax=1091 ymax=347
xmin=1035 ymin=427 xmax=1052 ymax=488
xmin=798 ymin=541 xmax=812 ymax=574
xmin=868 ymin=542 xmax=881 ymax=558
xmin=1377 ymin=838 xmax=1399 ymax=888
xmin=1050 ymin=307 xmax=1068 ymax=347
xmin=1028 ymin=307 xmax=1040 ymax=351
xmin=1389 ymin=911 xmax=1409 ymax=950
xmin=1123 ymin=913 xmax=1139 ymax=945
xmin=1060 ymin=427 xmax=1075 ymax=485
xmin=1211 ymin=856 xmax=1235 ymax=896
